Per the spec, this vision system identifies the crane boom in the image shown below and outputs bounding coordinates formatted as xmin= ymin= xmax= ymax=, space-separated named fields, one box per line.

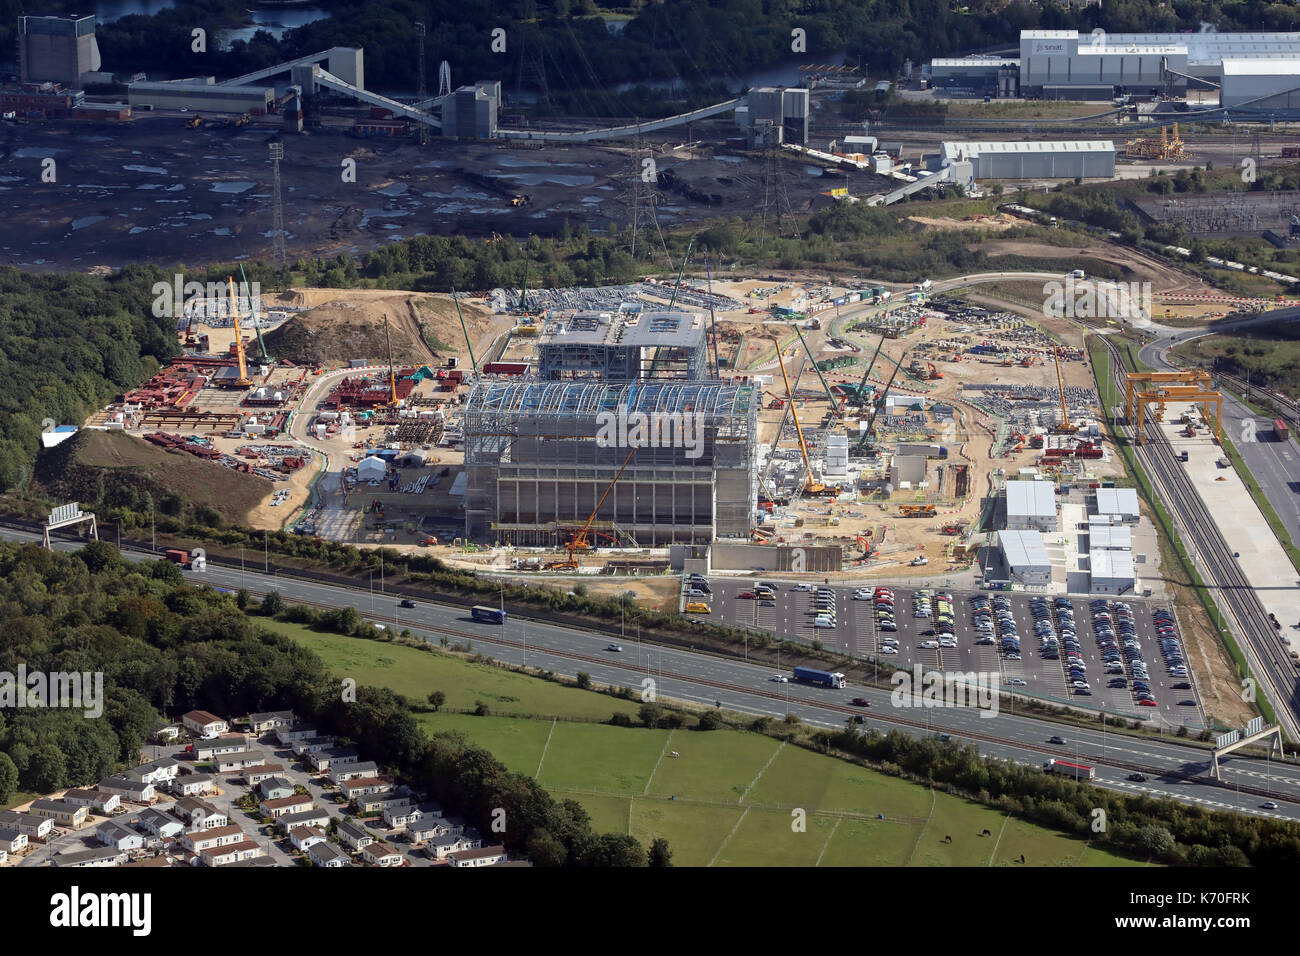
xmin=859 ymin=347 xmax=906 ymax=451
xmin=565 ymin=446 xmax=638 ymax=563
xmin=854 ymin=335 xmax=886 ymax=403
xmin=382 ymin=313 xmax=398 ymax=406
xmin=227 ymin=276 xmax=250 ymax=386
xmin=773 ymin=337 xmax=833 ymax=495
xmin=1050 ymin=345 xmax=1077 ymax=434
xmin=239 ymin=263 xmax=270 ymax=362
xmin=791 ymin=321 xmax=842 ymax=418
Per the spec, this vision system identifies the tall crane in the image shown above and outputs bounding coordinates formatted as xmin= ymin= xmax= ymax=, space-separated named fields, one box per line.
xmin=851 ymin=335 xmax=887 ymax=405
xmin=791 ymin=321 xmax=842 ymax=418
xmin=546 ymin=447 xmax=638 ymax=569
xmin=1050 ymin=346 xmax=1078 ymax=435
xmin=759 ymin=356 xmax=805 ymax=501
xmin=774 ymin=337 xmax=838 ymax=496
xmin=239 ymin=263 xmax=271 ymax=362
xmin=227 ymin=276 xmax=251 ymax=387
xmin=858 ymin=347 xmax=906 ymax=453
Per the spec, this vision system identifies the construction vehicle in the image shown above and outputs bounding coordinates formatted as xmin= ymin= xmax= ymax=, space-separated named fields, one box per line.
xmin=900 ymin=505 xmax=937 ymax=518
xmin=938 ymin=522 xmax=967 ymax=536
xmin=544 ymin=447 xmax=638 ymax=569
xmin=226 ymin=276 xmax=252 ymax=387
xmin=1049 ymin=346 xmax=1079 ymax=435
xmin=184 ymin=114 xmax=202 ymax=129
xmin=773 ymin=338 xmax=840 ymax=497
xmin=382 ymin=313 xmax=400 ymax=409
xmin=510 ymin=194 xmax=531 ymax=207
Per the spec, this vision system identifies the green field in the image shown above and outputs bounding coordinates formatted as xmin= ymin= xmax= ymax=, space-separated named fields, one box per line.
xmin=420 ymin=713 xmax=1148 ymax=868
xmin=258 ymin=618 xmax=641 ymax=720
xmin=273 ymin=622 xmax=1150 ymax=867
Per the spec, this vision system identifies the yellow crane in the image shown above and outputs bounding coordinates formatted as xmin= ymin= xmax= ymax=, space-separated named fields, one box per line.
xmin=773 ymin=337 xmax=839 ymax=497
xmin=227 ymin=276 xmax=251 ymax=387
xmin=382 ymin=313 xmax=399 ymax=408
xmin=1050 ymin=345 xmax=1078 ymax=435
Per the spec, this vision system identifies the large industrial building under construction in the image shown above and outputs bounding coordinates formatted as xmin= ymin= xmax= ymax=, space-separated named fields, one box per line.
xmin=463 ymin=378 xmax=759 ymax=547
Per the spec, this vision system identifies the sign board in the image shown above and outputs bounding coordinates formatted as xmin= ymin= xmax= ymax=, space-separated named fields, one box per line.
xmin=1245 ymin=716 xmax=1264 ymax=737
xmin=49 ymin=503 xmax=83 ymax=525
xmin=1215 ymin=731 xmax=1240 ymax=749
xmin=829 ymin=187 xmax=848 ymax=197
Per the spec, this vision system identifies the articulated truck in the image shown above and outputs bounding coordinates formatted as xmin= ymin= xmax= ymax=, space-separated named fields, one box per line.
xmin=792 ymin=666 xmax=847 ymax=689
xmin=1043 ymin=758 xmax=1095 ymax=781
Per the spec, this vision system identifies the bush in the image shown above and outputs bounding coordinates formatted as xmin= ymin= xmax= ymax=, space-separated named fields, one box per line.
xmin=575 ymin=672 xmax=592 ymax=690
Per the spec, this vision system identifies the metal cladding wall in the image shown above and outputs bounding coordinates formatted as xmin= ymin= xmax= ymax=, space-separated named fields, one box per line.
xmin=128 ymin=83 xmax=273 ymax=113
xmin=975 ymin=148 xmax=1113 ymax=178
xmin=1222 ymin=68 xmax=1300 ymax=108
xmin=708 ymin=542 xmax=842 ymax=572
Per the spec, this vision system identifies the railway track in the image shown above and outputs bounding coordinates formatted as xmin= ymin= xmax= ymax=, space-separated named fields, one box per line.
xmin=1097 ymin=335 xmax=1300 ymax=740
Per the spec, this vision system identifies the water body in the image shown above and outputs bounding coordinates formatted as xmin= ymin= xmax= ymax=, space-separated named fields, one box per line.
xmin=496 ymin=173 xmax=594 ymax=187
xmin=219 ymin=7 xmax=331 ymax=47
xmin=123 ymin=164 xmax=167 ymax=174
xmin=70 ymin=216 xmax=107 ymax=230
xmin=211 ymin=181 xmax=256 ymax=194
xmin=493 ymin=156 xmax=586 ymax=169
xmin=613 ymin=50 xmax=849 ymax=95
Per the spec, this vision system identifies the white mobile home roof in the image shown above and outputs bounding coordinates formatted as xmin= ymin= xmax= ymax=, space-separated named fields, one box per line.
xmin=1005 ymin=480 xmax=1056 ymax=520
xmin=1000 ymin=530 xmax=1050 ymax=568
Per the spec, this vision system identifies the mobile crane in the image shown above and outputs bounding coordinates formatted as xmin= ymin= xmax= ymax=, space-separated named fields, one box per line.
xmin=544 ymin=447 xmax=639 ymax=569
xmin=1050 ymin=345 xmax=1079 ymax=435
xmin=773 ymin=338 xmax=840 ymax=497
xmin=382 ymin=313 xmax=400 ymax=408
xmin=227 ymin=276 xmax=252 ymax=387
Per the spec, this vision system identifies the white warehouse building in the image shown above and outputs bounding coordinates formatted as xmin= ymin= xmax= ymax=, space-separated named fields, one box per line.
xmin=997 ymin=530 xmax=1052 ymax=586
xmin=1018 ymin=29 xmax=1300 ymax=101
xmin=1004 ymin=479 xmax=1057 ymax=532
xmin=1221 ymin=59 xmax=1300 ymax=109
xmin=940 ymin=140 xmax=1115 ymax=179
xmin=1090 ymin=548 xmax=1136 ymax=595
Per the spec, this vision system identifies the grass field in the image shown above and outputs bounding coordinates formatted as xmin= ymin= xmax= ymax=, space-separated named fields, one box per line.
xmin=258 ymin=618 xmax=641 ymax=720
xmin=420 ymin=713 xmax=1148 ymax=867
xmin=272 ymin=622 xmax=1150 ymax=867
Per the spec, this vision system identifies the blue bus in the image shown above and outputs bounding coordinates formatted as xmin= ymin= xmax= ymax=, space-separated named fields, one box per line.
xmin=471 ymin=605 xmax=507 ymax=624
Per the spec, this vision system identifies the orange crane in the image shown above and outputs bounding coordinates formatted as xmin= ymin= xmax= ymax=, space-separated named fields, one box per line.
xmin=1050 ymin=346 xmax=1078 ymax=435
xmin=773 ymin=337 xmax=839 ymax=496
xmin=227 ymin=276 xmax=251 ymax=387
xmin=545 ymin=447 xmax=638 ymax=570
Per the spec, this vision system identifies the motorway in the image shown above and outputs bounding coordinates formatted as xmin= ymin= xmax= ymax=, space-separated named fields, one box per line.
xmin=6 ymin=523 xmax=1300 ymax=824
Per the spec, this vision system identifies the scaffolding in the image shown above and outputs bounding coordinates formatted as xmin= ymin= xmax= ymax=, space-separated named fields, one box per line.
xmin=463 ymin=380 xmax=759 ymax=546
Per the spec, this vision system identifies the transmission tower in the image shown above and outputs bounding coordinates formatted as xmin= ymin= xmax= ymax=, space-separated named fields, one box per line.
xmin=617 ymin=131 xmax=669 ymax=264
xmin=438 ymin=60 xmax=452 ymax=98
xmin=415 ymin=21 xmax=428 ymax=146
xmin=269 ymin=142 xmax=286 ymax=267
xmin=755 ymin=145 xmax=800 ymax=251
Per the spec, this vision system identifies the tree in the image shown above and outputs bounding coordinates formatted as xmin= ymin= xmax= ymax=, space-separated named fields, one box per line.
xmin=638 ymin=702 xmax=662 ymax=728
xmin=696 ymin=709 xmax=724 ymax=731
xmin=428 ymin=690 xmax=447 ymax=712
xmin=260 ymin=591 xmax=284 ymax=616
xmin=0 ymin=752 xmax=17 ymax=804
xmin=575 ymin=672 xmax=592 ymax=689
xmin=473 ymin=700 xmax=491 ymax=716
xmin=647 ymin=836 xmax=673 ymax=867
xmin=236 ymin=588 xmax=250 ymax=610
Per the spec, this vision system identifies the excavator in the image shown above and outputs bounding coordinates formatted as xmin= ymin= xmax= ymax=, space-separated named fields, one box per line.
xmin=773 ymin=337 xmax=840 ymax=497
xmin=544 ymin=447 xmax=638 ymax=570
xmin=1049 ymin=345 xmax=1079 ymax=435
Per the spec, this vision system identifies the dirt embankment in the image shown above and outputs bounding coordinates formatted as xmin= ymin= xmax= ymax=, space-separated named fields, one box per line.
xmin=265 ymin=289 xmax=507 ymax=367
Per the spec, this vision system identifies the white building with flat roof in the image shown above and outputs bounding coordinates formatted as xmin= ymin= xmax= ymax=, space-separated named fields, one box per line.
xmin=998 ymin=530 xmax=1052 ymax=585
xmin=1090 ymin=548 xmax=1136 ymax=594
xmin=1094 ymin=487 xmax=1140 ymax=523
xmin=1005 ymin=479 xmax=1057 ymax=532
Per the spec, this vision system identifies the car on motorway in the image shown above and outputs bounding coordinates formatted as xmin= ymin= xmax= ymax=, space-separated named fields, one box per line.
xmin=770 ymin=674 xmax=789 ymax=683
xmin=1049 ymin=735 xmax=1067 ymax=744
xmin=605 ymin=644 xmax=623 ymax=652
xmin=851 ymin=697 xmax=871 ymax=707
xmin=1262 ymin=802 xmax=1279 ymax=810
xmin=1127 ymin=773 xmax=1147 ymax=782
xmin=399 ymin=599 xmax=416 ymax=608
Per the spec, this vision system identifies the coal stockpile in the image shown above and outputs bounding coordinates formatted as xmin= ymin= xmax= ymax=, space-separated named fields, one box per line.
xmin=657 ymin=167 xmax=723 ymax=206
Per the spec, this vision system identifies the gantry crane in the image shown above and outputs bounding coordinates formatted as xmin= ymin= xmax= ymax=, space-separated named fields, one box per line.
xmin=1050 ymin=345 xmax=1078 ymax=435
xmin=1130 ymin=384 xmax=1223 ymax=445
xmin=227 ymin=276 xmax=251 ymax=387
xmin=545 ymin=447 xmax=639 ymax=569
xmin=773 ymin=337 xmax=839 ymax=497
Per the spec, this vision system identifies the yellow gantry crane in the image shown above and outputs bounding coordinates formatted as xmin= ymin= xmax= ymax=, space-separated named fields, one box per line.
xmin=227 ymin=276 xmax=251 ymax=387
xmin=1050 ymin=345 xmax=1078 ymax=435
xmin=1125 ymin=369 xmax=1222 ymax=445
xmin=773 ymin=336 xmax=840 ymax=497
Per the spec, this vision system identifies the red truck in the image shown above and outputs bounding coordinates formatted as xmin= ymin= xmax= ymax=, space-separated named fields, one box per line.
xmin=164 ymin=549 xmax=191 ymax=568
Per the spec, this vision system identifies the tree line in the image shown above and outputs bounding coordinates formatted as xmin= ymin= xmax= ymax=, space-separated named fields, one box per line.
xmin=0 ymin=541 xmax=659 ymax=865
